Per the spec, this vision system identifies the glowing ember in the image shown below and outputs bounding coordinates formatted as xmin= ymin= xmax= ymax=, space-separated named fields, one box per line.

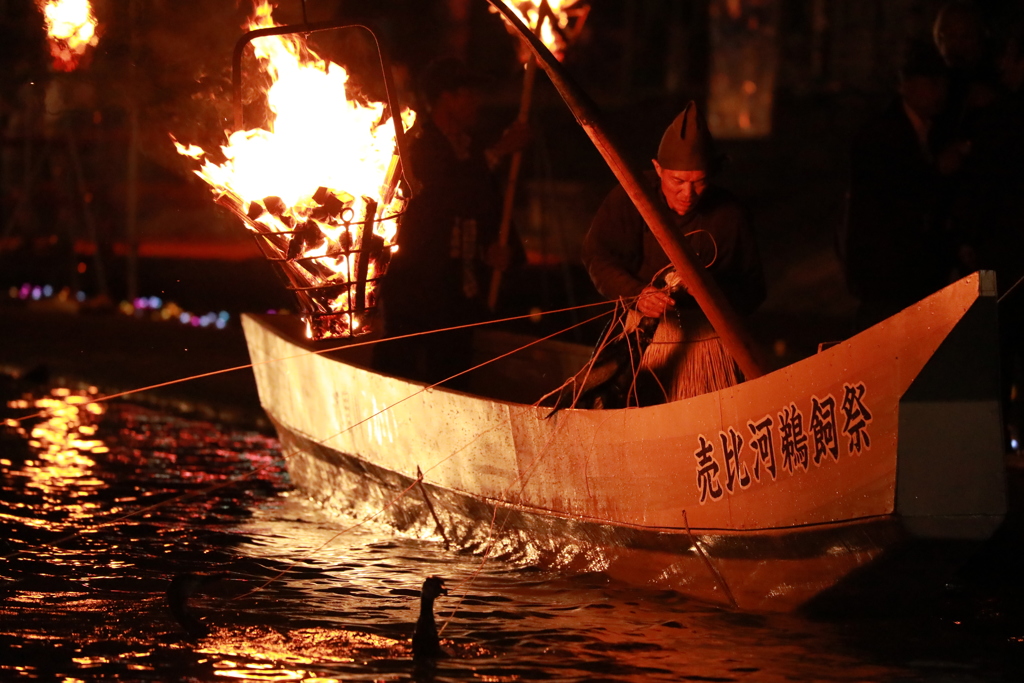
xmin=496 ymin=0 xmax=588 ymax=60
xmin=173 ymin=1 xmax=414 ymax=340
xmin=37 ymin=0 xmax=99 ymax=72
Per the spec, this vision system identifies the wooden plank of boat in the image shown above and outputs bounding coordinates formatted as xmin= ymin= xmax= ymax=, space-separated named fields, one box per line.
xmin=241 ymin=271 xmax=1007 ymax=611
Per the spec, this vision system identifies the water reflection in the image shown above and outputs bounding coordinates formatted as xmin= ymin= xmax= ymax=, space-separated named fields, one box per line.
xmin=4 ymin=386 xmax=108 ymax=528
xmin=1 ymin=386 xmax=1022 ymax=681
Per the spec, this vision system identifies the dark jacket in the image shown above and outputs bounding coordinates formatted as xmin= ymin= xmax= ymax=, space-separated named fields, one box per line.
xmin=582 ymin=172 xmax=765 ymax=316
xmin=843 ymin=98 xmax=953 ymax=307
xmin=954 ymin=89 xmax=1024 ymax=295
xmin=382 ymin=118 xmax=522 ymax=332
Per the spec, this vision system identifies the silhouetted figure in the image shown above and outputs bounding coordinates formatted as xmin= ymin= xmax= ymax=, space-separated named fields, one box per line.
xmin=842 ymin=41 xmax=956 ymax=331
xmin=166 ymin=572 xmax=226 ymax=639
xmin=932 ymin=1 xmax=1000 ymax=143
xmin=412 ymin=575 xmax=448 ymax=661
xmin=951 ymin=25 xmax=1024 ymax=451
xmin=377 ymin=57 xmax=526 ymax=387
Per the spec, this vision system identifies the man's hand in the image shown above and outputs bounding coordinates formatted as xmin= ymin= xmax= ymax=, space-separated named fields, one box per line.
xmin=487 ymin=121 xmax=532 ymax=163
xmin=637 ymin=286 xmax=674 ymax=318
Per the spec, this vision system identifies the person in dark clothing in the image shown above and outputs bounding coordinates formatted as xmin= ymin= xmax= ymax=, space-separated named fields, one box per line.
xmin=580 ymin=101 xmax=764 ymax=404
xmin=933 ymin=1 xmax=1000 ymax=142
xmin=376 ymin=57 xmax=526 ymax=385
xmin=842 ymin=41 xmax=956 ymax=331
xmin=584 ymin=180 xmax=764 ymax=318
xmin=951 ymin=27 xmax=1024 ymax=451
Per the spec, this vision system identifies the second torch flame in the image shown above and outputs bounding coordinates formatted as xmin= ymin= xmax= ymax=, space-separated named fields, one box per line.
xmin=174 ymin=1 xmax=414 ymax=340
xmin=500 ymin=0 xmax=583 ymax=60
xmin=38 ymin=0 xmax=99 ymax=72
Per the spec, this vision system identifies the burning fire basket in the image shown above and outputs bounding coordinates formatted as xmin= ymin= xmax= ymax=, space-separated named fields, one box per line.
xmin=225 ymin=188 xmax=401 ymax=340
xmin=230 ymin=19 xmax=410 ymax=340
xmin=177 ymin=7 xmax=413 ymax=340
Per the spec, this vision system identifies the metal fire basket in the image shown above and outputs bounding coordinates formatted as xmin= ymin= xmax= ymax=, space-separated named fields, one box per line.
xmin=231 ymin=19 xmax=410 ymax=340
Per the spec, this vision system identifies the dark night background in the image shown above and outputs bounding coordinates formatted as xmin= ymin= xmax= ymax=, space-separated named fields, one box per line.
xmin=2 ymin=0 xmax=1023 ymax=362
xmin=5 ymin=7 xmax=1024 ymax=680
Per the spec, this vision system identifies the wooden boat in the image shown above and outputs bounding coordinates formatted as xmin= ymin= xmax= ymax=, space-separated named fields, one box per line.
xmin=241 ymin=271 xmax=1007 ymax=612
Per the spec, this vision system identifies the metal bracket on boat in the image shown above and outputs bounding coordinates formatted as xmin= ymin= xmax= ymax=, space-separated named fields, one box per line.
xmin=417 ymin=466 xmax=451 ymax=550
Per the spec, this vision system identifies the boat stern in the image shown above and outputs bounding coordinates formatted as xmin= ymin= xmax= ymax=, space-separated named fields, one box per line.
xmin=896 ymin=271 xmax=1007 ymax=540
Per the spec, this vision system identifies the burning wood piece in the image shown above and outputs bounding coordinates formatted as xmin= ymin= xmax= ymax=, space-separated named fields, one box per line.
xmin=310 ymin=192 xmax=350 ymax=223
xmin=496 ymin=1 xmax=590 ymax=61
xmin=261 ymin=195 xmax=287 ymax=216
xmin=354 ymin=198 xmax=379 ymax=313
xmin=287 ymin=221 xmax=325 ymax=260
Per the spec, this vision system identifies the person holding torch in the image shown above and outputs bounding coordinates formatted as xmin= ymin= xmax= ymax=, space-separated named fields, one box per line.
xmin=377 ymin=56 xmax=529 ymax=386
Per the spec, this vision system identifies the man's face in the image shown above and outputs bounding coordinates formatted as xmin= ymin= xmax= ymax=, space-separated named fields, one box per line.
xmin=935 ymin=10 xmax=984 ymax=68
xmin=440 ymin=86 xmax=481 ymax=130
xmin=653 ymin=160 xmax=708 ymax=216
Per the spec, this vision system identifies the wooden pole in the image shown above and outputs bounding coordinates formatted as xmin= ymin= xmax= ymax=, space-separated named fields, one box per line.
xmin=487 ymin=56 xmax=538 ymax=312
xmin=64 ymin=123 xmax=109 ymax=299
xmin=484 ymin=0 xmax=766 ymax=380
xmin=126 ymin=0 xmax=140 ymax=303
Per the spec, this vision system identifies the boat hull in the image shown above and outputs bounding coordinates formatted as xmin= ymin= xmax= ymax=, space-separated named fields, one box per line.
xmin=242 ymin=272 xmax=1007 ymax=611
xmin=276 ymin=416 xmax=912 ymax=611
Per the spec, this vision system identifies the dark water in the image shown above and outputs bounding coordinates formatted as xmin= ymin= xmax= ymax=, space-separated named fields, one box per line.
xmin=2 ymin=383 xmax=1024 ymax=682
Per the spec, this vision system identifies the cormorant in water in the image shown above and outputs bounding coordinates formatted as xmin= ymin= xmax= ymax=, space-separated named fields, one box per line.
xmin=166 ymin=572 xmax=226 ymax=638
xmin=412 ymin=575 xmax=448 ymax=660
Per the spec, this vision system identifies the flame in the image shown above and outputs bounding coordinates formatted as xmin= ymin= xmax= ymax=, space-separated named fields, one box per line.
xmin=37 ymin=0 xmax=99 ymax=72
xmin=500 ymin=0 xmax=585 ymax=60
xmin=173 ymin=1 xmax=414 ymax=339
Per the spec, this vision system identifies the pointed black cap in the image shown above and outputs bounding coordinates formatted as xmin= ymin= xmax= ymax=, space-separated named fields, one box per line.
xmin=657 ymin=101 xmax=720 ymax=172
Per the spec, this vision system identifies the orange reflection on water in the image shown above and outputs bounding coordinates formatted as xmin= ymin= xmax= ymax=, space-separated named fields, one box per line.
xmin=5 ymin=387 xmax=109 ymax=526
xmin=195 ymin=626 xmax=408 ymax=681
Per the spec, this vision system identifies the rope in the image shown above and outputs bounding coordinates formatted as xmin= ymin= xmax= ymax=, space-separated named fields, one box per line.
xmin=438 ymin=419 xmax=569 ymax=638
xmin=224 ymin=310 xmax=609 ymax=595
xmin=999 ymin=273 xmax=1024 ymax=304
xmin=313 ymin=310 xmax=610 ymax=449
xmin=1 ymin=307 xmax=611 ymax=574
xmin=7 ymin=299 xmax=614 ymax=425
xmin=682 ymin=509 xmax=737 ymax=609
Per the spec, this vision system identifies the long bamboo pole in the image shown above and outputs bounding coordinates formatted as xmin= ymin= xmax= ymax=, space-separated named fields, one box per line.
xmin=484 ymin=0 xmax=767 ymax=380
xmin=487 ymin=56 xmax=538 ymax=312
xmin=126 ymin=0 xmax=140 ymax=303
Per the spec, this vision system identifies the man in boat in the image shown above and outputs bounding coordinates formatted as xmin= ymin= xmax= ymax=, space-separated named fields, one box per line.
xmin=948 ymin=24 xmax=1024 ymax=453
xmin=377 ymin=57 xmax=527 ymax=386
xmin=841 ymin=40 xmax=959 ymax=332
xmin=578 ymin=101 xmax=765 ymax=405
